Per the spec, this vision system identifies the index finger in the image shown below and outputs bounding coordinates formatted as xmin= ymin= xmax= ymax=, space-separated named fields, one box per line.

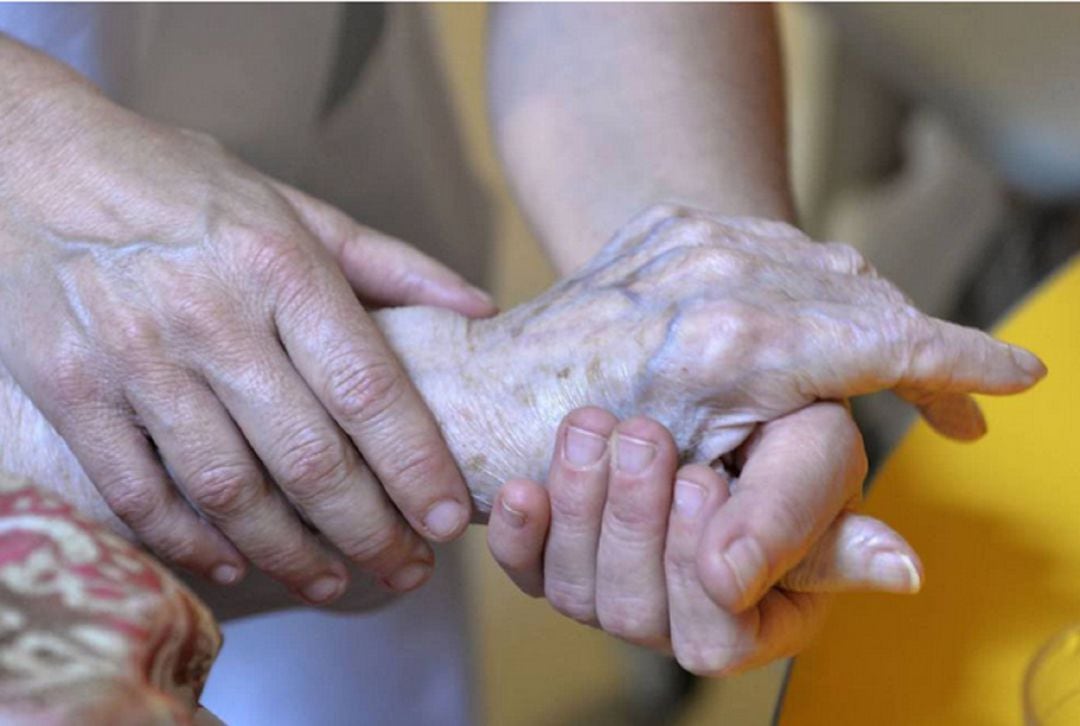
xmin=696 ymin=402 xmax=866 ymax=612
xmin=273 ymin=249 xmax=473 ymax=543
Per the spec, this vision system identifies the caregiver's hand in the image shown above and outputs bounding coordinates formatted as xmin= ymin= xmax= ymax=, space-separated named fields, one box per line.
xmin=488 ymin=404 xmax=919 ymax=675
xmin=0 ymin=37 xmax=494 ymax=601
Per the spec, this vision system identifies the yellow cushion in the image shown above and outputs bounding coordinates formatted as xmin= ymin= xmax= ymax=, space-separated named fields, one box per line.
xmin=781 ymin=256 xmax=1080 ymax=725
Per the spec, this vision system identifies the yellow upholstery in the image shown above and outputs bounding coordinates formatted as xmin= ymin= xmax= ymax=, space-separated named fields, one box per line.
xmin=781 ymin=256 xmax=1080 ymax=724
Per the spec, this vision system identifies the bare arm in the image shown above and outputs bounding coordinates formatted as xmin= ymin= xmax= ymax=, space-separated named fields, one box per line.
xmin=489 ymin=4 xmax=792 ymax=273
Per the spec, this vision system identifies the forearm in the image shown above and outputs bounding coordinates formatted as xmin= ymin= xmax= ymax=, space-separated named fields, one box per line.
xmin=489 ymin=4 xmax=793 ymax=275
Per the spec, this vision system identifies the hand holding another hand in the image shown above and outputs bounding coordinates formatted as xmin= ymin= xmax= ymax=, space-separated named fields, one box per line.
xmin=0 ymin=44 xmax=496 ymax=602
xmin=488 ymin=404 xmax=921 ymax=675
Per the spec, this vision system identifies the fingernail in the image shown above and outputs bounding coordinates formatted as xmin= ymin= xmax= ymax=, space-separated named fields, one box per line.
xmin=466 ymin=285 xmax=496 ymax=309
xmin=210 ymin=563 xmax=242 ymax=585
xmin=721 ymin=537 xmax=768 ymax=606
xmin=615 ymin=434 xmax=656 ymax=474
xmin=674 ymin=480 xmax=705 ymax=518
xmin=501 ymin=499 xmax=527 ymax=528
xmin=869 ymin=551 xmax=922 ymax=593
xmin=301 ymin=575 xmax=345 ymax=604
xmin=564 ymin=425 xmax=607 ymax=467
xmin=1011 ymin=347 xmax=1047 ymax=380
xmin=383 ymin=562 xmax=432 ymax=593
xmin=424 ymin=500 xmax=469 ymax=540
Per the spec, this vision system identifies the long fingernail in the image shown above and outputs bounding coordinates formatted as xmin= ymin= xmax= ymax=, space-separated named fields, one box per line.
xmin=1011 ymin=346 xmax=1047 ymax=381
xmin=210 ymin=563 xmax=242 ymax=585
xmin=383 ymin=562 xmax=432 ymax=593
xmin=301 ymin=575 xmax=345 ymax=604
xmin=615 ymin=434 xmax=656 ymax=474
xmin=564 ymin=425 xmax=607 ymax=467
xmin=424 ymin=500 xmax=468 ymax=540
xmin=721 ymin=537 xmax=768 ymax=606
xmin=501 ymin=499 xmax=527 ymax=529
xmin=674 ymin=480 xmax=705 ymax=518
xmin=869 ymin=551 xmax=922 ymax=593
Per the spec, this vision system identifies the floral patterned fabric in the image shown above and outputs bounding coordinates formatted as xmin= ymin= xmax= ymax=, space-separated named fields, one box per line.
xmin=0 ymin=475 xmax=221 ymax=725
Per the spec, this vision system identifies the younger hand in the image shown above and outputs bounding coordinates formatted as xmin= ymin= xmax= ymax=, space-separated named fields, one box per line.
xmin=487 ymin=406 xmax=922 ymax=675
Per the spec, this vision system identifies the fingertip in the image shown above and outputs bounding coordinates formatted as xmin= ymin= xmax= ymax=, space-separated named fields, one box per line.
xmin=918 ymin=394 xmax=987 ymax=442
xmin=558 ymin=407 xmax=618 ymax=470
xmin=488 ymin=481 xmax=548 ymax=596
xmin=1010 ymin=345 xmax=1048 ymax=383
xmin=430 ymin=283 xmax=499 ymax=319
xmin=422 ymin=498 xmax=472 ymax=542
xmin=209 ymin=562 xmax=246 ymax=586
xmin=497 ymin=479 xmax=550 ymax=530
xmin=868 ymin=550 xmax=923 ymax=594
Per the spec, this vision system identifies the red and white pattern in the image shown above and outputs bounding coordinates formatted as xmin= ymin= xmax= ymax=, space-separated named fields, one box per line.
xmin=0 ymin=475 xmax=221 ymax=725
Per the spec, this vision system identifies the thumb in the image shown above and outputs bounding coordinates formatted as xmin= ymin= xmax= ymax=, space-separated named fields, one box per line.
xmin=276 ymin=182 xmax=498 ymax=317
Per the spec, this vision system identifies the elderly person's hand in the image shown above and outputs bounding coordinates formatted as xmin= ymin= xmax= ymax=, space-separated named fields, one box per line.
xmin=488 ymin=404 xmax=914 ymax=674
xmin=0 ymin=205 xmax=1043 ymax=616
xmin=0 ymin=36 xmax=496 ymax=602
xmin=445 ymin=204 xmax=1041 ymax=606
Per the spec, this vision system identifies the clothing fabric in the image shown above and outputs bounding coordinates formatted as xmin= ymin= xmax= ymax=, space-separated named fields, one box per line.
xmin=0 ymin=4 xmax=489 ymax=724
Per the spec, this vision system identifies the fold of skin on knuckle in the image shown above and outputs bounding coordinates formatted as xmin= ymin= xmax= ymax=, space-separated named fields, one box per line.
xmin=335 ymin=517 xmax=414 ymax=573
xmin=101 ymin=477 xmax=163 ymax=530
xmin=544 ymin=579 xmax=597 ymax=625
xmin=275 ymin=433 xmax=354 ymax=505
xmin=597 ymin=599 xmax=667 ymax=646
xmin=187 ymin=461 xmax=261 ymax=520
xmin=324 ymin=354 xmax=404 ymax=427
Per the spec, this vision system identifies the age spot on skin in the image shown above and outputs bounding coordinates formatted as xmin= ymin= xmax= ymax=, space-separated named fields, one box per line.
xmin=465 ymin=454 xmax=487 ymax=473
xmin=587 ymin=357 xmax=602 ymax=385
xmin=514 ymin=385 xmax=537 ymax=408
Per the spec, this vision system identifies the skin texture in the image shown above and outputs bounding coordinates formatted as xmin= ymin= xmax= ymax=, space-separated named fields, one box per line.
xmin=0 ymin=35 xmax=497 ymax=603
xmin=485 ymin=4 xmax=1020 ymax=662
xmin=487 ymin=405 xmax=923 ymax=676
xmin=0 ymin=205 xmax=1044 ymax=629
xmin=0 ymin=6 xmax=1047 ymax=670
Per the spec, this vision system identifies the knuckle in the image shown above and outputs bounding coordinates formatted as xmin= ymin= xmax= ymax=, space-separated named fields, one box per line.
xmin=254 ymin=544 xmax=315 ymax=581
xmin=337 ymin=519 xmax=409 ymax=569
xmin=383 ymin=444 xmax=446 ymax=492
xmin=46 ymin=353 xmax=100 ymax=405
xmin=324 ymin=356 xmax=404 ymax=424
xmin=234 ymin=224 xmax=318 ymax=293
xmin=545 ymin=580 xmax=597 ymax=624
xmin=152 ymin=532 xmax=200 ymax=566
xmin=643 ymin=202 xmax=693 ymax=225
xmin=704 ymin=247 xmax=756 ymax=278
xmin=597 ymin=602 xmax=663 ymax=643
xmin=102 ymin=480 xmax=163 ymax=529
xmin=824 ymin=242 xmax=871 ymax=275
xmin=189 ymin=463 xmax=261 ymax=518
xmin=278 ymin=435 xmax=352 ymax=500
xmin=674 ymin=642 xmax=747 ymax=677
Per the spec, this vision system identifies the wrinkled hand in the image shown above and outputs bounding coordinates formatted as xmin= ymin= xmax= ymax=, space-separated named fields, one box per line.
xmin=459 ymin=204 xmax=1043 ymax=610
xmin=0 ymin=71 xmax=495 ymax=601
xmin=488 ymin=405 xmax=920 ymax=674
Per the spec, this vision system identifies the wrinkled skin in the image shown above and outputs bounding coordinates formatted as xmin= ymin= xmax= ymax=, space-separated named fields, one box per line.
xmin=0 ymin=205 xmax=1043 ymax=632
xmin=0 ymin=70 xmax=499 ymax=601
xmin=488 ymin=405 xmax=921 ymax=676
xmin=407 ymin=206 xmax=1042 ymax=511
